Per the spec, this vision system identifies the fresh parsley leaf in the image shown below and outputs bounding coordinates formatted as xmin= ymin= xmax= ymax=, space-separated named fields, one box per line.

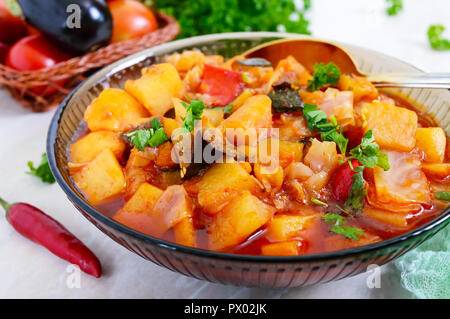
xmin=303 ymin=103 xmax=348 ymax=154
xmin=311 ymin=198 xmax=328 ymax=207
xmin=181 ymin=99 xmax=206 ymax=132
xmin=322 ymin=213 xmax=364 ymax=240
xmin=344 ymin=170 xmax=367 ymax=211
xmin=148 ymin=128 xmax=169 ymax=147
xmin=124 ymin=118 xmax=168 ymax=151
xmin=27 ymin=153 xmax=55 ymax=184
xmin=306 ymin=62 xmax=341 ymax=91
xmin=386 ymin=0 xmax=403 ymax=16
xmin=348 ymin=130 xmax=390 ymax=171
xmin=427 ymin=25 xmax=450 ymax=51
xmin=210 ymin=104 xmax=233 ymax=114
xmin=435 ymin=191 xmax=450 ymax=201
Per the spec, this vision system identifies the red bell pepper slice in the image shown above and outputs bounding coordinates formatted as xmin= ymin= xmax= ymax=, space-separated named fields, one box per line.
xmin=200 ymin=64 xmax=244 ymax=106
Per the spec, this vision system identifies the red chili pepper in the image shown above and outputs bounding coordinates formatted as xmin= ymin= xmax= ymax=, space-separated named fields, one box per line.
xmin=331 ymin=159 xmax=360 ymax=202
xmin=200 ymin=64 xmax=245 ymax=106
xmin=0 ymin=197 xmax=102 ymax=278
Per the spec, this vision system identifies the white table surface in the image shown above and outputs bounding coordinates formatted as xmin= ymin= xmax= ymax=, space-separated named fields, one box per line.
xmin=0 ymin=0 xmax=449 ymax=299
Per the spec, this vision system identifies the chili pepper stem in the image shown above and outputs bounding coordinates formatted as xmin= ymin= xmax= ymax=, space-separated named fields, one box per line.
xmin=0 ymin=197 xmax=12 ymax=216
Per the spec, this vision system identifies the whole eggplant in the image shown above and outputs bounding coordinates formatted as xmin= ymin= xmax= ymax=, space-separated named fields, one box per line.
xmin=17 ymin=0 xmax=113 ymax=55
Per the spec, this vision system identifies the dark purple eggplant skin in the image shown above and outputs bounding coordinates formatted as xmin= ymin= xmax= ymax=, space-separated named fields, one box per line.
xmin=17 ymin=0 xmax=112 ymax=55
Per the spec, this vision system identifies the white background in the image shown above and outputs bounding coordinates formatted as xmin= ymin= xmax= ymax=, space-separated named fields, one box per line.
xmin=0 ymin=0 xmax=449 ymax=298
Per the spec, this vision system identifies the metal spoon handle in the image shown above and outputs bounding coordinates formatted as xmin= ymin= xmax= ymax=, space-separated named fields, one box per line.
xmin=366 ymin=73 xmax=450 ymax=89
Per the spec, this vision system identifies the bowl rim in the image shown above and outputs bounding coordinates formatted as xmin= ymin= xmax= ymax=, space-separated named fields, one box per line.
xmin=47 ymin=31 xmax=450 ymax=263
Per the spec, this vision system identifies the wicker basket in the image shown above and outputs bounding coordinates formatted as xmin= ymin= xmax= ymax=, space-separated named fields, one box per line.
xmin=0 ymin=11 xmax=179 ymax=112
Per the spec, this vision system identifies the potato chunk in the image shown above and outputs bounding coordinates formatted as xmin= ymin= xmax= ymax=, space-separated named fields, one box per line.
xmin=261 ymin=241 xmax=303 ymax=256
xmin=72 ymin=149 xmax=126 ymax=205
xmin=113 ymin=183 xmax=163 ymax=236
xmin=421 ymin=163 xmax=450 ymax=180
xmin=373 ymin=151 xmax=430 ymax=205
xmin=208 ymin=191 xmax=275 ymax=251
xmin=69 ymin=131 xmax=126 ymax=164
xmin=338 ymin=74 xmax=378 ymax=102
xmin=362 ymin=101 xmax=417 ymax=151
xmin=174 ymin=218 xmax=196 ymax=247
xmin=84 ymin=88 xmax=149 ymax=132
xmin=197 ymin=163 xmax=261 ymax=214
xmin=415 ymin=127 xmax=446 ymax=163
xmin=256 ymin=138 xmax=304 ymax=168
xmin=266 ymin=214 xmax=316 ymax=241
xmin=202 ymin=109 xmax=225 ymax=126
xmin=125 ymin=63 xmax=183 ymax=116
xmin=220 ymin=95 xmax=272 ymax=145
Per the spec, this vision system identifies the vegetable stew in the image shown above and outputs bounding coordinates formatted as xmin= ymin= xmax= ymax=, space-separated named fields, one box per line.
xmin=68 ymin=50 xmax=449 ymax=256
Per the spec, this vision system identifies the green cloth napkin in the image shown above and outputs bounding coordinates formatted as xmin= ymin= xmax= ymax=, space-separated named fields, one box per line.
xmin=395 ymin=223 xmax=450 ymax=299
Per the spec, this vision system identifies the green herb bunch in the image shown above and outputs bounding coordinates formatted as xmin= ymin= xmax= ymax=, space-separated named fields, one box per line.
xmin=152 ymin=0 xmax=311 ymax=39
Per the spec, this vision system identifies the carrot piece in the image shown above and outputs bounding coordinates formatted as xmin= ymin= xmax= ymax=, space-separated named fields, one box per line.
xmin=155 ymin=142 xmax=177 ymax=169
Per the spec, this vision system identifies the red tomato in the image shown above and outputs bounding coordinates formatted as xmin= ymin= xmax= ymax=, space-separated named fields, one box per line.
xmin=0 ymin=2 xmax=27 ymax=44
xmin=6 ymin=35 xmax=71 ymax=95
xmin=200 ymin=64 xmax=245 ymax=106
xmin=0 ymin=42 xmax=9 ymax=64
xmin=331 ymin=159 xmax=360 ymax=202
xmin=108 ymin=0 xmax=158 ymax=43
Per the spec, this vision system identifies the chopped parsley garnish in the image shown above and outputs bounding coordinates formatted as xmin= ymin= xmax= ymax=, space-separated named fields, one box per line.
xmin=124 ymin=118 xmax=168 ymax=151
xmin=386 ymin=0 xmax=403 ymax=16
xmin=210 ymin=104 xmax=233 ymax=114
xmin=306 ymin=62 xmax=341 ymax=92
xmin=311 ymin=198 xmax=328 ymax=207
xmin=181 ymin=99 xmax=206 ymax=132
xmin=344 ymin=167 xmax=367 ymax=211
xmin=322 ymin=213 xmax=364 ymax=240
xmin=341 ymin=130 xmax=389 ymax=211
xmin=303 ymin=103 xmax=348 ymax=154
xmin=427 ymin=25 xmax=450 ymax=51
xmin=347 ymin=130 xmax=390 ymax=171
xmin=435 ymin=191 xmax=450 ymax=201
xmin=27 ymin=153 xmax=55 ymax=184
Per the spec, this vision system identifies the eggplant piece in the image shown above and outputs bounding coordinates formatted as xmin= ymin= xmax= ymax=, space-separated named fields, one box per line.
xmin=17 ymin=0 xmax=112 ymax=55
xmin=174 ymin=123 xmax=238 ymax=179
xmin=269 ymin=84 xmax=304 ymax=113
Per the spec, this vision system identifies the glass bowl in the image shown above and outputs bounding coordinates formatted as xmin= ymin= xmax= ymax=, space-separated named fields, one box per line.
xmin=47 ymin=32 xmax=450 ymax=288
